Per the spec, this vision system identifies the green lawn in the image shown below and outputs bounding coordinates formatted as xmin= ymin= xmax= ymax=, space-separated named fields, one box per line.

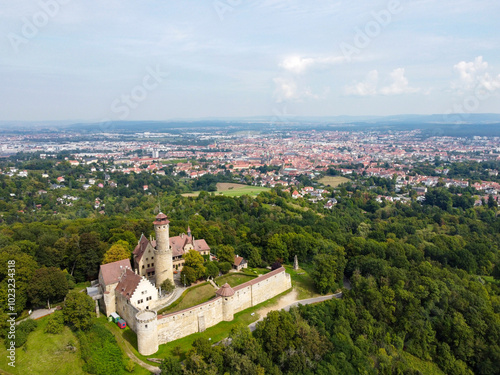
xmin=157 ymin=282 xmax=216 ymax=315
xmin=215 ymin=273 xmax=256 ymax=287
xmin=182 ymin=183 xmax=270 ymax=198
xmin=284 ymin=264 xmax=320 ymax=300
xmin=0 ymin=316 xmax=85 ymax=375
xmin=318 ymin=176 xmax=350 ymax=187
xmin=161 ymin=159 xmax=188 ymax=165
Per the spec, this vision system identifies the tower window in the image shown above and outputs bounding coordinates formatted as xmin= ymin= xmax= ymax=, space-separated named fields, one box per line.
xmin=145 ymin=324 xmax=148 ymax=328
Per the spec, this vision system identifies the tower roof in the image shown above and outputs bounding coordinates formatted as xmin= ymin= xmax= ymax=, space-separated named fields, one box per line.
xmin=216 ymin=283 xmax=235 ymax=297
xmin=154 ymin=212 xmax=170 ymax=225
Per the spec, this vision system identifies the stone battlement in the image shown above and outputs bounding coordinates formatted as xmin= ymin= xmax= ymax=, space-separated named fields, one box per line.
xmin=136 ymin=310 xmax=157 ymax=323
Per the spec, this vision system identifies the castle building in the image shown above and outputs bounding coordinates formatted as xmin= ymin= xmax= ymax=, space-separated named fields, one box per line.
xmin=98 ymin=212 xmax=292 ymax=356
xmin=100 ymin=212 xmax=211 ymax=317
xmin=98 ymin=258 xmax=158 ymax=317
xmin=133 ymin=215 xmax=210 ymax=283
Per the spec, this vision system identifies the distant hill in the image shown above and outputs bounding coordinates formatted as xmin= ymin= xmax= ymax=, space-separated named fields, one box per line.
xmin=2 ymin=114 xmax=500 ymax=137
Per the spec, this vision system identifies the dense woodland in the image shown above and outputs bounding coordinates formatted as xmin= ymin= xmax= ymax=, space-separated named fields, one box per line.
xmin=1 ymin=156 xmax=500 ymax=374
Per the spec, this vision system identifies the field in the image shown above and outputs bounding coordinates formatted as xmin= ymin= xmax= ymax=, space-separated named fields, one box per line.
xmin=0 ymin=316 xmax=85 ymax=375
xmin=157 ymin=282 xmax=216 ymax=315
xmin=182 ymin=183 xmax=270 ymax=197
xmin=215 ymin=273 xmax=257 ymax=287
xmin=318 ymin=176 xmax=350 ymax=187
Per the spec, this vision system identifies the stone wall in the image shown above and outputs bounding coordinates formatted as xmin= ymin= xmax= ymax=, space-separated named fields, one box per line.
xmin=116 ymin=294 xmax=140 ymax=331
xmin=151 ymin=267 xmax=291 ymax=348
xmin=157 ymin=297 xmax=224 ymax=344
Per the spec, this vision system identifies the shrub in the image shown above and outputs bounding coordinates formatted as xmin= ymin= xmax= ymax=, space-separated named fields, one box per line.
xmin=125 ymin=359 xmax=135 ymax=373
xmin=45 ymin=311 xmax=64 ymax=334
xmin=160 ymin=278 xmax=175 ymax=294
xmin=10 ymin=319 xmax=38 ymax=347
xmin=217 ymin=262 xmax=232 ymax=274
xmin=78 ymin=323 xmax=124 ymax=375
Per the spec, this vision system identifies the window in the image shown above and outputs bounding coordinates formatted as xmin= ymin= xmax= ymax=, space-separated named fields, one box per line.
xmin=152 ymin=256 xmax=154 ymax=260
xmin=151 ymin=263 xmax=154 ymax=267
xmin=142 ymin=265 xmax=144 ymax=269
xmin=145 ymin=324 xmax=148 ymax=328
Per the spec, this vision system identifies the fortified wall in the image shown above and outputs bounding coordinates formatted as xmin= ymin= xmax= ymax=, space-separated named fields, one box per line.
xmin=134 ymin=267 xmax=292 ymax=355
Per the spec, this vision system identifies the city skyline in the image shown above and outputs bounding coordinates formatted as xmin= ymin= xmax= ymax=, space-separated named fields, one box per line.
xmin=1 ymin=0 xmax=500 ymax=121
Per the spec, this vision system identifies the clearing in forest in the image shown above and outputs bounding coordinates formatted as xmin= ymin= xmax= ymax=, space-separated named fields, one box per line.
xmin=318 ymin=176 xmax=350 ymax=187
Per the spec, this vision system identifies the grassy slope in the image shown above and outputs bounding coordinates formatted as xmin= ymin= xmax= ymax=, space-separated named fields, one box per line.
xmin=284 ymin=264 xmax=320 ymax=300
xmin=215 ymin=273 xmax=256 ymax=287
xmin=158 ymin=283 xmax=216 ymax=315
xmin=0 ymin=317 xmax=85 ymax=375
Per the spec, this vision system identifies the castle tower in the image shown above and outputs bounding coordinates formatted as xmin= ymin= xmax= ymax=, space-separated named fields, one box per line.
xmin=135 ymin=310 xmax=158 ymax=356
xmin=153 ymin=212 xmax=173 ymax=287
xmin=216 ymin=283 xmax=235 ymax=321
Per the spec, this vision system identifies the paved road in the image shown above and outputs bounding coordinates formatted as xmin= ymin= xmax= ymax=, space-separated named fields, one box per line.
xmin=16 ymin=308 xmax=57 ymax=324
xmin=248 ymin=292 xmax=342 ymax=331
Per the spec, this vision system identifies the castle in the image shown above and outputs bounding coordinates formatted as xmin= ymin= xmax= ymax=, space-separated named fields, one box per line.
xmin=98 ymin=213 xmax=292 ymax=356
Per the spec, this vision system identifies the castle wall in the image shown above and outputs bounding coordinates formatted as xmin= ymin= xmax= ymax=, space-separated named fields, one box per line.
xmin=248 ymin=270 xmax=291 ymax=306
xmin=156 ymin=297 xmax=224 ymax=344
xmin=100 ymin=281 xmax=118 ymax=316
xmin=116 ymin=294 xmax=140 ymax=331
xmin=149 ymin=268 xmax=292 ymax=350
xmin=231 ymin=284 xmax=252 ymax=314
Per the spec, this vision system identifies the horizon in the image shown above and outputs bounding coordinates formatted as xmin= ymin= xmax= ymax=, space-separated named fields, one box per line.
xmin=1 ymin=0 xmax=500 ymax=122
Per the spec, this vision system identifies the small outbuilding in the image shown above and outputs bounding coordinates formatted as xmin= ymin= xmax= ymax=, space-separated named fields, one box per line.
xmin=233 ymin=255 xmax=248 ymax=271
xmin=110 ymin=312 xmax=121 ymax=323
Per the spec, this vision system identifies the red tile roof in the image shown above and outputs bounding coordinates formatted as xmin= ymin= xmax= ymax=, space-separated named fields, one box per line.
xmin=216 ymin=283 xmax=235 ymax=297
xmin=153 ymin=212 xmax=170 ymax=225
xmin=234 ymin=255 xmax=245 ymax=267
xmin=99 ymin=259 xmax=132 ymax=286
xmin=133 ymin=234 xmax=155 ymax=263
xmin=116 ymin=269 xmax=142 ymax=300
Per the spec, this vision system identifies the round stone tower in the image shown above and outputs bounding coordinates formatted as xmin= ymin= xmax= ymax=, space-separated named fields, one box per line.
xmin=216 ymin=283 xmax=235 ymax=321
xmin=135 ymin=310 xmax=158 ymax=356
xmin=153 ymin=212 xmax=173 ymax=287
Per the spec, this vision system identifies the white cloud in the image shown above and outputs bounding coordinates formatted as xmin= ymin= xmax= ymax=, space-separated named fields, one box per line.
xmin=345 ymin=68 xmax=419 ymax=96
xmin=452 ymin=56 xmax=500 ymax=94
xmin=344 ymin=70 xmax=379 ymax=96
xmin=279 ymin=55 xmax=346 ymax=74
xmin=453 ymin=56 xmax=488 ymax=90
xmin=273 ymin=77 xmax=299 ymax=102
xmin=380 ymin=68 xmax=420 ymax=95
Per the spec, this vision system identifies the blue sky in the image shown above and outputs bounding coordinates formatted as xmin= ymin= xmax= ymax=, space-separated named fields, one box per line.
xmin=1 ymin=0 xmax=500 ymax=121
